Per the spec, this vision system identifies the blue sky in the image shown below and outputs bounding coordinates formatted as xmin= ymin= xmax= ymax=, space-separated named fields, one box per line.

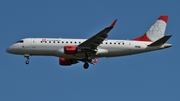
xmin=1 ymin=0 xmax=179 ymax=101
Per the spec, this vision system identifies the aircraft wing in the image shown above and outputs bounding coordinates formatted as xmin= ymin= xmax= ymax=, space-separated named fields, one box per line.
xmin=78 ymin=19 xmax=117 ymax=50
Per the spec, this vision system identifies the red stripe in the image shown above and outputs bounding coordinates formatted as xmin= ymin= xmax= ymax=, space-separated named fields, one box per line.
xmin=158 ymin=15 xmax=168 ymax=23
xmin=133 ymin=33 xmax=152 ymax=42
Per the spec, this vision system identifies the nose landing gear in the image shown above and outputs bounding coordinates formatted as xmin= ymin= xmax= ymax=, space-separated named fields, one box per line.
xmin=25 ymin=60 xmax=29 ymax=64
xmin=24 ymin=54 xmax=30 ymax=65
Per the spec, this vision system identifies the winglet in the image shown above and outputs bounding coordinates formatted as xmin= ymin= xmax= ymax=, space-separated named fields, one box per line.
xmin=110 ymin=19 xmax=117 ymax=28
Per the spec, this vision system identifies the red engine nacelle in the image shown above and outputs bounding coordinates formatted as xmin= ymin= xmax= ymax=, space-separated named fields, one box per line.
xmin=59 ymin=58 xmax=78 ymax=66
xmin=59 ymin=58 xmax=73 ymax=66
xmin=64 ymin=46 xmax=77 ymax=54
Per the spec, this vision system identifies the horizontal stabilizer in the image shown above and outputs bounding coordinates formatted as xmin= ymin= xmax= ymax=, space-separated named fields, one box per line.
xmin=148 ymin=35 xmax=172 ymax=46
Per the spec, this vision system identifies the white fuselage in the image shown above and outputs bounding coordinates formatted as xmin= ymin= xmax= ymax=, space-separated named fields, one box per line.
xmin=6 ymin=38 xmax=171 ymax=59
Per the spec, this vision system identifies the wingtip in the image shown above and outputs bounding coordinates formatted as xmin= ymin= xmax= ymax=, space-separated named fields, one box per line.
xmin=110 ymin=19 xmax=117 ymax=28
xmin=158 ymin=15 xmax=168 ymax=23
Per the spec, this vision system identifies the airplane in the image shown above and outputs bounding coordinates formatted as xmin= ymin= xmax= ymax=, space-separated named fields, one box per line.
xmin=6 ymin=15 xmax=172 ymax=69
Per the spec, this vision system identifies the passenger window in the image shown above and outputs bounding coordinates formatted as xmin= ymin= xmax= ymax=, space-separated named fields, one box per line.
xmin=53 ymin=41 xmax=55 ymax=43
xmin=49 ymin=41 xmax=51 ymax=43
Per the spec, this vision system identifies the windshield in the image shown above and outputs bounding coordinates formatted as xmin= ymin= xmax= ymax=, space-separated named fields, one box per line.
xmin=16 ymin=40 xmax=24 ymax=43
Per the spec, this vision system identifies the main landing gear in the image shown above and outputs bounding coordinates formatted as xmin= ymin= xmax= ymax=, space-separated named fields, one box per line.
xmin=83 ymin=52 xmax=92 ymax=69
xmin=24 ymin=54 xmax=30 ymax=65
xmin=83 ymin=62 xmax=89 ymax=69
xmin=85 ymin=52 xmax=92 ymax=62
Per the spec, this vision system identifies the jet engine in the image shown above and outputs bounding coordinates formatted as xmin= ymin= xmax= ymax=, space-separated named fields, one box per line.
xmin=64 ymin=46 xmax=77 ymax=54
xmin=59 ymin=58 xmax=78 ymax=66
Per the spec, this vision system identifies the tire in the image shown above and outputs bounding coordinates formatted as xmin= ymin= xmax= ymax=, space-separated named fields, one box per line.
xmin=25 ymin=61 xmax=29 ymax=64
xmin=83 ymin=63 xmax=89 ymax=69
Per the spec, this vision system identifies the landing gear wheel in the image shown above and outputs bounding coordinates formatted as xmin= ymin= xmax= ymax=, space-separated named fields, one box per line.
xmin=24 ymin=54 xmax=30 ymax=65
xmin=25 ymin=60 xmax=29 ymax=64
xmin=83 ymin=63 xmax=89 ymax=69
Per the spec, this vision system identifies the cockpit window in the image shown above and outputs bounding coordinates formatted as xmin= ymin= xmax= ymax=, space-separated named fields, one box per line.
xmin=16 ymin=40 xmax=24 ymax=43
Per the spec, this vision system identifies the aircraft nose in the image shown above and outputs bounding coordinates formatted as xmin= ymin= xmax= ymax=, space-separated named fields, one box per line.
xmin=6 ymin=45 xmax=15 ymax=53
xmin=6 ymin=47 xmax=11 ymax=53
